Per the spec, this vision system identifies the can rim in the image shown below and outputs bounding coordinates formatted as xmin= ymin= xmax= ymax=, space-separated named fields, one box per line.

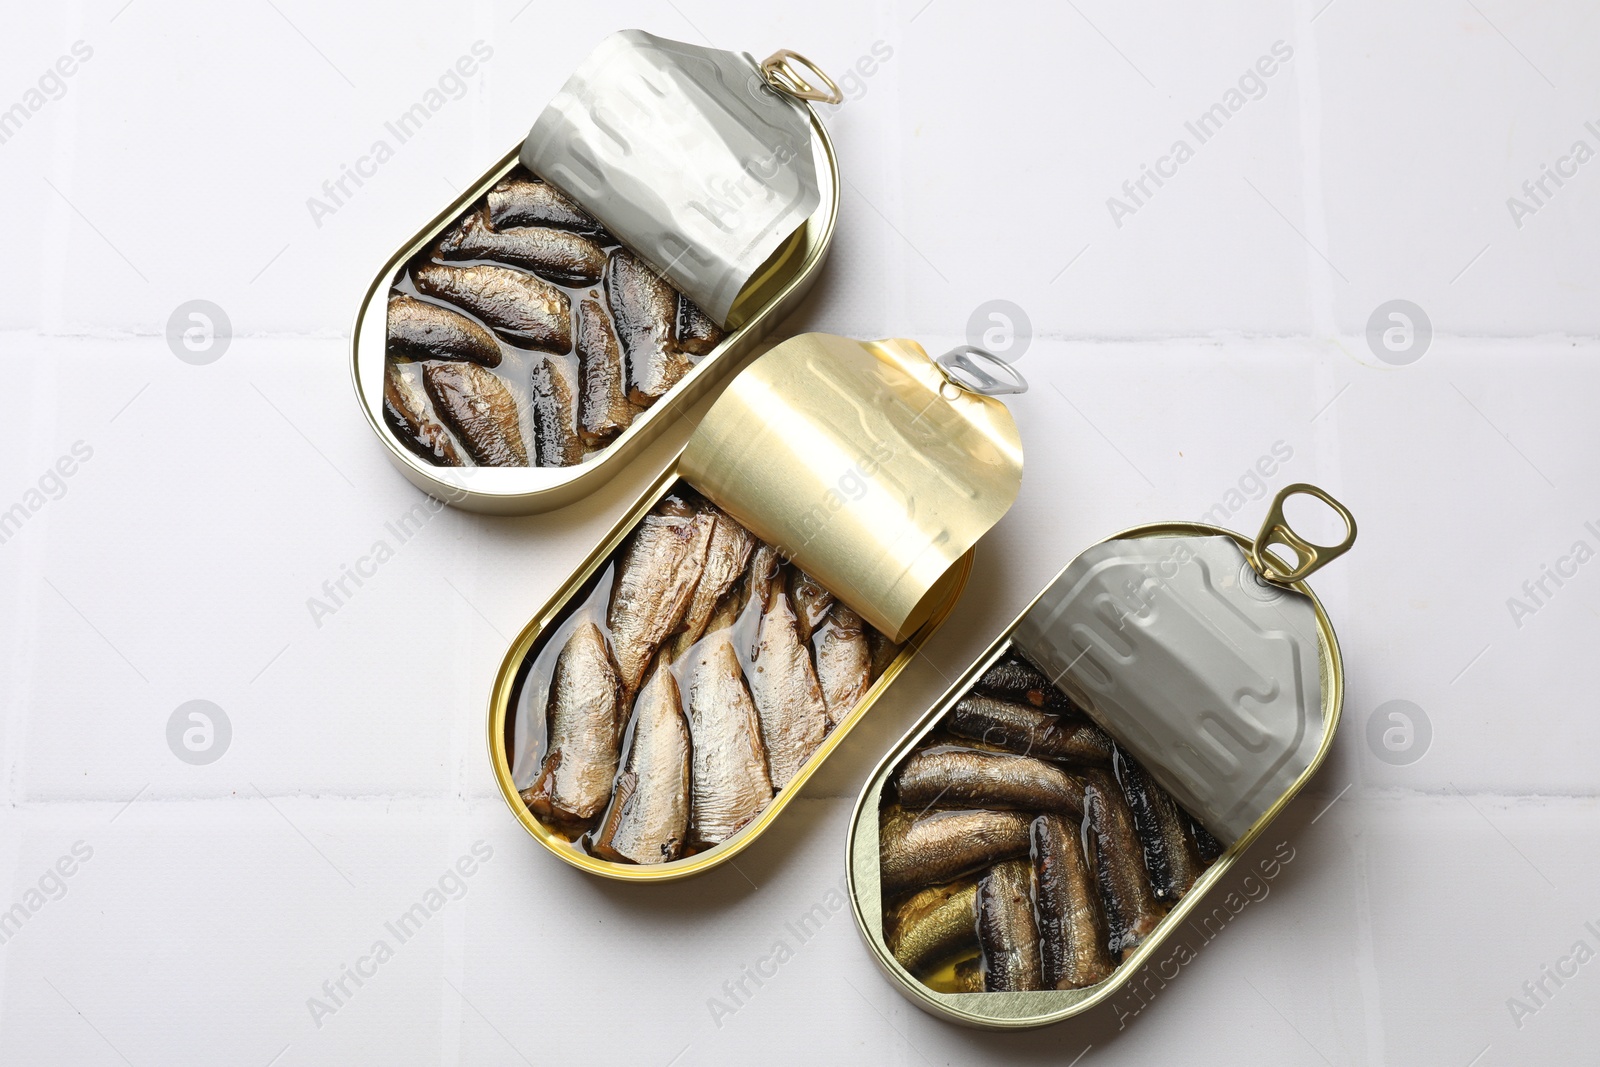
xmin=485 ymin=454 xmax=977 ymax=882
xmin=845 ymin=518 xmax=1345 ymax=1029
xmin=348 ymin=105 xmax=840 ymax=515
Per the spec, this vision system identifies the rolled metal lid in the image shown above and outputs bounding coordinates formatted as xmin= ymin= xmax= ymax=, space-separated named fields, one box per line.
xmin=681 ymin=333 xmax=1024 ymax=643
xmin=1011 ymin=485 xmax=1357 ymax=843
xmin=523 ymin=30 xmax=823 ymax=328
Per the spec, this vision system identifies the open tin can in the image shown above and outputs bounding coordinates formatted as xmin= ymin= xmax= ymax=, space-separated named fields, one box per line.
xmin=351 ymin=32 xmax=844 ymax=514
xmin=846 ymin=484 xmax=1357 ymax=1028
xmin=489 ymin=334 xmax=1026 ymax=880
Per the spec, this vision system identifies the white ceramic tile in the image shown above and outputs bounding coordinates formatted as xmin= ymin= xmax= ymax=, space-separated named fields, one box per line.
xmin=4 ymin=4 xmax=1597 ymax=1063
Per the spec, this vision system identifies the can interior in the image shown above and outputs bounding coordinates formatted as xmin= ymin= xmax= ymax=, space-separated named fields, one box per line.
xmin=488 ymin=463 xmax=975 ymax=881
xmin=846 ymin=522 xmax=1344 ymax=1029
xmin=350 ymin=112 xmax=839 ymax=513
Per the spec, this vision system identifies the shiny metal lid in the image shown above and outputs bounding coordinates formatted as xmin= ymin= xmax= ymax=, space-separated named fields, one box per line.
xmin=680 ymin=334 xmax=1025 ymax=644
xmin=522 ymin=30 xmax=829 ymax=328
xmin=1013 ymin=485 xmax=1357 ymax=843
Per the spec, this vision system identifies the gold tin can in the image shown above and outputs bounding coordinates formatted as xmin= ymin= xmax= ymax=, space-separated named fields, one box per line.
xmin=846 ymin=485 xmax=1357 ymax=1028
xmin=350 ymin=49 xmax=841 ymax=515
xmin=489 ymin=333 xmax=1026 ymax=881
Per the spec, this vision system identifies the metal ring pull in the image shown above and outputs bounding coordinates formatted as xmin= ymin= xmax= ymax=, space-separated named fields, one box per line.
xmin=1250 ymin=483 xmax=1357 ymax=585
xmin=760 ymin=49 xmax=844 ymax=105
xmin=934 ymin=346 xmax=1029 ymax=397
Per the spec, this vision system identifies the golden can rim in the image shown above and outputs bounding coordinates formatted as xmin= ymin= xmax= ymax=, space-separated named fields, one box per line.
xmin=348 ymin=105 xmax=840 ymax=515
xmin=845 ymin=519 xmax=1346 ymax=1030
xmin=486 ymin=451 xmax=977 ymax=883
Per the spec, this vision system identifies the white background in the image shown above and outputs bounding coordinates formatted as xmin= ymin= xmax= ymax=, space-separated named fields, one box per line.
xmin=2 ymin=1 xmax=1597 ymax=1064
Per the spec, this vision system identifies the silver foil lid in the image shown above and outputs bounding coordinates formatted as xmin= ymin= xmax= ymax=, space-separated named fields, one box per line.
xmin=1014 ymin=535 xmax=1327 ymax=844
xmin=523 ymin=30 xmax=821 ymax=328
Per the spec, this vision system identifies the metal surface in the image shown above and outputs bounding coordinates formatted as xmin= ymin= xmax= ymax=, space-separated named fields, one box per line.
xmin=1251 ymin=482 xmax=1357 ymax=585
xmin=680 ymin=334 xmax=1025 ymax=643
xmin=350 ymin=112 xmax=839 ymax=516
xmin=1014 ymin=534 xmax=1325 ymax=843
xmin=487 ymin=455 xmax=976 ymax=883
xmin=760 ymin=49 xmax=844 ymax=104
xmin=934 ymin=345 xmax=1029 ymax=397
xmin=845 ymin=514 xmax=1348 ymax=1030
xmin=524 ymin=30 xmax=822 ymax=327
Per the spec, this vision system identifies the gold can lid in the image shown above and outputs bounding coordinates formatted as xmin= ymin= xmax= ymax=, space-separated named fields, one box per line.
xmin=682 ymin=333 xmax=1024 ymax=642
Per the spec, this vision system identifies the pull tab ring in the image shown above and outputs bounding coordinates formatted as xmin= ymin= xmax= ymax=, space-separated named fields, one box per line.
xmin=760 ymin=50 xmax=844 ymax=105
xmin=1250 ymin=483 xmax=1357 ymax=585
xmin=935 ymin=346 xmax=1029 ymax=397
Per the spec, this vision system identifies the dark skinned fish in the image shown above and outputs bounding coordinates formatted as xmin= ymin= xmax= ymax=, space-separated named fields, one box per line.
xmin=749 ymin=570 xmax=831 ymax=789
xmin=1192 ymin=816 xmax=1224 ymax=865
xmin=438 ymin=208 xmax=607 ymax=286
xmin=1116 ymin=747 xmax=1205 ymax=903
xmin=607 ymin=249 xmax=690 ymax=405
xmin=486 ymin=175 xmax=605 ymax=234
xmin=592 ymin=657 xmax=691 ymax=864
xmin=521 ymin=621 xmax=622 ymax=826
xmin=676 ymin=292 xmax=724 ymax=356
xmin=1084 ymin=769 xmax=1164 ymax=959
xmin=607 ymin=495 xmax=713 ymax=697
xmin=669 ymin=509 xmax=756 ymax=660
xmin=423 ymin=362 xmax=528 ymax=466
xmin=978 ymin=859 xmax=1043 ymax=992
xmin=815 ymin=603 xmax=872 ymax=726
xmin=1034 ymin=813 xmax=1116 ymax=989
xmin=976 ymin=652 xmax=1068 ymax=709
xmin=868 ymin=629 xmax=900 ymax=678
xmin=529 ymin=357 xmax=582 ymax=467
xmin=414 ymin=261 xmax=572 ymax=352
xmin=686 ymin=637 xmax=773 ymax=847
xmin=894 ymin=748 xmax=1085 ymax=815
xmin=879 ymin=808 xmax=1032 ymax=897
xmin=790 ymin=570 xmax=834 ymax=645
xmin=575 ymin=296 xmax=632 ymax=447
xmin=384 ymin=360 xmax=464 ymax=467
xmin=886 ymin=881 xmax=979 ymax=976
xmin=952 ymin=957 xmax=985 ymax=993
xmin=946 ymin=694 xmax=1113 ymax=764
xmin=386 ymin=292 xmax=502 ymax=367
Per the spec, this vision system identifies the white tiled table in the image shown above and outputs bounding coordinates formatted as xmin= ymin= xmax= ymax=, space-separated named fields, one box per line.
xmin=2 ymin=2 xmax=1595 ymax=1064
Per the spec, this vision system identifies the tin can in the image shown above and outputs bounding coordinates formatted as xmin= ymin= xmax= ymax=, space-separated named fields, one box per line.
xmin=488 ymin=334 xmax=1026 ymax=880
xmin=845 ymin=484 xmax=1358 ymax=1028
xmin=351 ymin=34 xmax=844 ymax=514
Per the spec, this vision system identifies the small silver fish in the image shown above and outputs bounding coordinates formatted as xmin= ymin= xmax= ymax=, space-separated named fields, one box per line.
xmin=748 ymin=569 xmax=830 ymax=790
xmin=383 ymin=359 xmax=465 ymax=467
xmin=386 ymin=292 xmax=502 ymax=367
xmin=815 ymin=603 xmax=872 ymax=726
xmin=521 ymin=621 xmax=623 ymax=825
xmin=686 ymin=637 xmax=774 ymax=848
xmin=592 ymin=657 xmax=691 ymax=864
xmin=422 ymin=361 xmax=528 ymax=467
xmin=414 ymin=261 xmax=572 ymax=352
xmin=606 ymin=494 xmax=714 ymax=698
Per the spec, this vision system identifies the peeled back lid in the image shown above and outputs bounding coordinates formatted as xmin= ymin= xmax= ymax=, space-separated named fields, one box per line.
xmin=681 ymin=333 xmax=1024 ymax=644
xmin=523 ymin=30 xmax=823 ymax=328
xmin=1012 ymin=486 xmax=1357 ymax=844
